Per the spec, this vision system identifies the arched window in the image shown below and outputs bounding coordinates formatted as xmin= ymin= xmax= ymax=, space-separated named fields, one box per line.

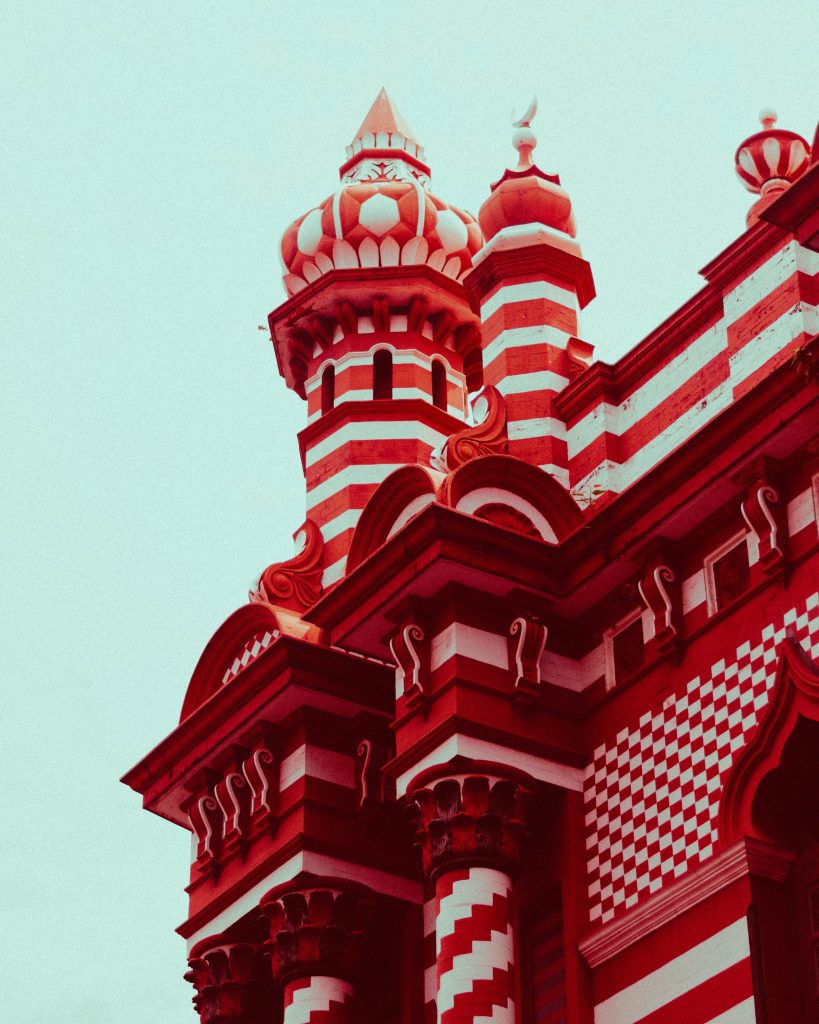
xmin=321 ymin=365 xmax=335 ymax=414
xmin=373 ymin=349 xmax=393 ymax=400
xmin=431 ymin=359 xmax=447 ymax=410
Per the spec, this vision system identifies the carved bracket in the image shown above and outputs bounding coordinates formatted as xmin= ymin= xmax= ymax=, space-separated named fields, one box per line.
xmin=508 ymin=616 xmax=548 ymax=715
xmin=637 ymin=562 xmax=680 ymax=661
xmin=250 ymin=520 xmax=324 ymax=613
xmin=437 ymin=386 xmax=508 ymax=472
xmin=242 ymin=745 xmax=279 ymax=836
xmin=389 ymin=623 xmax=429 ymax=719
xmin=741 ymin=483 xmax=786 ymax=583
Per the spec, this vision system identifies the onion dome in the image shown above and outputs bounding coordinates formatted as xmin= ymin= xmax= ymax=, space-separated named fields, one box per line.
xmin=478 ymin=98 xmax=576 ymax=241
xmin=280 ymin=88 xmax=484 ymax=296
xmin=735 ymin=110 xmax=811 ymax=227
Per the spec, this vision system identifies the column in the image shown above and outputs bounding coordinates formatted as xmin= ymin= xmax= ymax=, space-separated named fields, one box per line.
xmin=260 ymin=887 xmax=369 ymax=1024
xmin=408 ymin=775 xmax=531 ymax=1024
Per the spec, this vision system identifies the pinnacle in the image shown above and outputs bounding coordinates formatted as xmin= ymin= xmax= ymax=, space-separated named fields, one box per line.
xmin=350 ymin=87 xmax=419 ymax=147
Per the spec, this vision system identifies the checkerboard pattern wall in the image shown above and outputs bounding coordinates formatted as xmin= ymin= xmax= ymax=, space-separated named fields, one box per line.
xmin=584 ymin=592 xmax=819 ymax=924
xmin=221 ymin=629 xmax=279 ymax=686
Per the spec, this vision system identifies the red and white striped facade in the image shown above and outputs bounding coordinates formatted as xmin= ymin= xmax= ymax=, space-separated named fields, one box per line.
xmin=125 ymin=95 xmax=819 ymax=1024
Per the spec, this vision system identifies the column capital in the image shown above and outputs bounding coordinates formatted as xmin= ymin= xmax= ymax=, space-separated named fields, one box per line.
xmin=260 ymin=884 xmax=371 ymax=985
xmin=407 ymin=773 xmax=532 ymax=880
xmin=184 ymin=938 xmax=268 ymax=1024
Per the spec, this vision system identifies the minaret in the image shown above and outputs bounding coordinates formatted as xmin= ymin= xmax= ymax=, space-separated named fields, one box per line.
xmin=270 ymin=89 xmax=484 ymax=586
xmin=464 ymin=99 xmax=595 ymax=486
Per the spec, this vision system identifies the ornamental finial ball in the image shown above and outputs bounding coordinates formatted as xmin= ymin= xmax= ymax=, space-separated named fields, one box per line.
xmin=759 ymin=108 xmax=777 ymax=130
xmin=511 ymin=96 xmax=538 ymax=171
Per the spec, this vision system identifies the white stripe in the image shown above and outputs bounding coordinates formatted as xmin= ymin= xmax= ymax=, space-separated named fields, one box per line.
xmin=496 ymin=369 xmax=570 ymax=395
xmin=397 ymin=734 xmax=584 ymax=796
xmin=593 ymin=918 xmax=749 ymax=1024
xmin=483 ymin=324 xmax=572 ymax=369
xmin=704 ymin=997 xmax=757 ymax=1024
xmin=320 ymin=507 xmax=360 ymax=544
xmin=305 ymin=418 xmax=448 ymax=466
xmin=507 ymin=416 xmax=567 ymax=441
xmin=539 ymin=463 xmax=570 ymax=488
xmin=278 ymin=745 xmax=355 ymax=791
xmin=787 ymin=486 xmax=816 ymax=537
xmin=723 ymin=240 xmax=796 ymax=322
xmin=430 ymin=623 xmax=508 ymax=672
xmin=481 ymin=279 xmax=578 ymax=320
xmin=307 ymin=463 xmax=404 ymax=508
xmin=307 ymin=347 xmax=465 ymax=390
xmin=568 ymin=320 xmax=726 ymax=458
xmin=729 ymin=302 xmax=815 ymax=386
xmin=322 ymin=556 xmax=347 ymax=586
xmin=573 ymin=379 xmax=732 ymax=495
xmin=681 ymin=570 xmax=706 ymax=613
xmin=285 ymin=976 xmax=352 ymax=1024
xmin=540 ymin=644 xmax=604 ymax=691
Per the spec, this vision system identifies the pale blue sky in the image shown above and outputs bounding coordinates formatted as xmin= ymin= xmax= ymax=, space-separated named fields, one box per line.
xmin=1 ymin=2 xmax=815 ymax=1021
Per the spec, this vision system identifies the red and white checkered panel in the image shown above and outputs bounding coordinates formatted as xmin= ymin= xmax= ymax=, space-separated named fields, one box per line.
xmin=435 ymin=866 xmax=516 ymax=1024
xmin=221 ymin=629 xmax=279 ymax=686
xmin=584 ymin=591 xmax=819 ymax=924
xmin=283 ymin=976 xmax=353 ymax=1024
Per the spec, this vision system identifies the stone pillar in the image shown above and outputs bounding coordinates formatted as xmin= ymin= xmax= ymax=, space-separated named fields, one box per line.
xmin=408 ymin=775 xmax=531 ymax=1024
xmin=184 ymin=938 xmax=267 ymax=1024
xmin=260 ymin=887 xmax=369 ymax=1024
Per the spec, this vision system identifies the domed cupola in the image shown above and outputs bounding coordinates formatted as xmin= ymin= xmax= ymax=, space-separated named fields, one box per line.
xmin=280 ymin=88 xmax=484 ymax=297
xmin=477 ymin=98 xmax=577 ymax=240
xmin=735 ymin=109 xmax=811 ymax=227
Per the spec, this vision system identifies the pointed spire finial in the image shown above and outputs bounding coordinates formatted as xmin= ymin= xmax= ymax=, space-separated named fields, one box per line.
xmin=511 ymin=96 xmax=538 ymax=171
xmin=341 ymin=88 xmax=429 ymax=179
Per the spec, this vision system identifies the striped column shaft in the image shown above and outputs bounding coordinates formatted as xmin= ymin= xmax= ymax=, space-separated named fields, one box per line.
xmin=283 ymin=976 xmax=353 ymax=1024
xmin=479 ymin=278 xmax=580 ymax=485
xmin=435 ymin=866 xmax=516 ymax=1024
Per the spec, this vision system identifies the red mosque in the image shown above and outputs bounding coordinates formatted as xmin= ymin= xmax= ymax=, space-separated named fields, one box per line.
xmin=124 ymin=91 xmax=819 ymax=1024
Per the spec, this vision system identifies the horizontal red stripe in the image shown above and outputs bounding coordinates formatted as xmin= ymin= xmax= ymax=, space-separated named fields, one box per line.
xmin=482 ymin=296 xmax=578 ymax=339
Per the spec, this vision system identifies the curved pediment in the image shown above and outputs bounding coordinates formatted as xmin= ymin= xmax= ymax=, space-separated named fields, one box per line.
xmin=347 ymin=454 xmax=582 ymax=571
xmin=179 ymin=602 xmax=321 ymax=722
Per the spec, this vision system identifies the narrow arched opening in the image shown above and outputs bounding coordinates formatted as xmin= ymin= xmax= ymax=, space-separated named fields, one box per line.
xmin=373 ymin=349 xmax=393 ymax=400
xmin=431 ymin=358 xmax=447 ymax=410
xmin=321 ymin=365 xmax=335 ymax=414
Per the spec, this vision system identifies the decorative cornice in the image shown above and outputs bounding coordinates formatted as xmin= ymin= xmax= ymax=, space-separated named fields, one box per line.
xmin=578 ymin=837 xmax=796 ymax=967
xmin=699 ymin=218 xmax=787 ymax=291
xmin=463 ymin=242 xmax=595 ymax=310
xmin=758 ymin=161 xmax=819 ymax=251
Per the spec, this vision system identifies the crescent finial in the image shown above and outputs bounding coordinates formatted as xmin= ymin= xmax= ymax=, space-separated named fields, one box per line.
xmin=512 ymin=96 xmax=538 ymax=129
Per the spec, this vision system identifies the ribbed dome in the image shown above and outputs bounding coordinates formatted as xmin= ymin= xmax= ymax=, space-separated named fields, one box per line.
xmin=280 ymin=89 xmax=484 ymax=297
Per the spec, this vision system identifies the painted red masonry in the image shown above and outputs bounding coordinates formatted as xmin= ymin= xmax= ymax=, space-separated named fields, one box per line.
xmin=123 ymin=92 xmax=819 ymax=1024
